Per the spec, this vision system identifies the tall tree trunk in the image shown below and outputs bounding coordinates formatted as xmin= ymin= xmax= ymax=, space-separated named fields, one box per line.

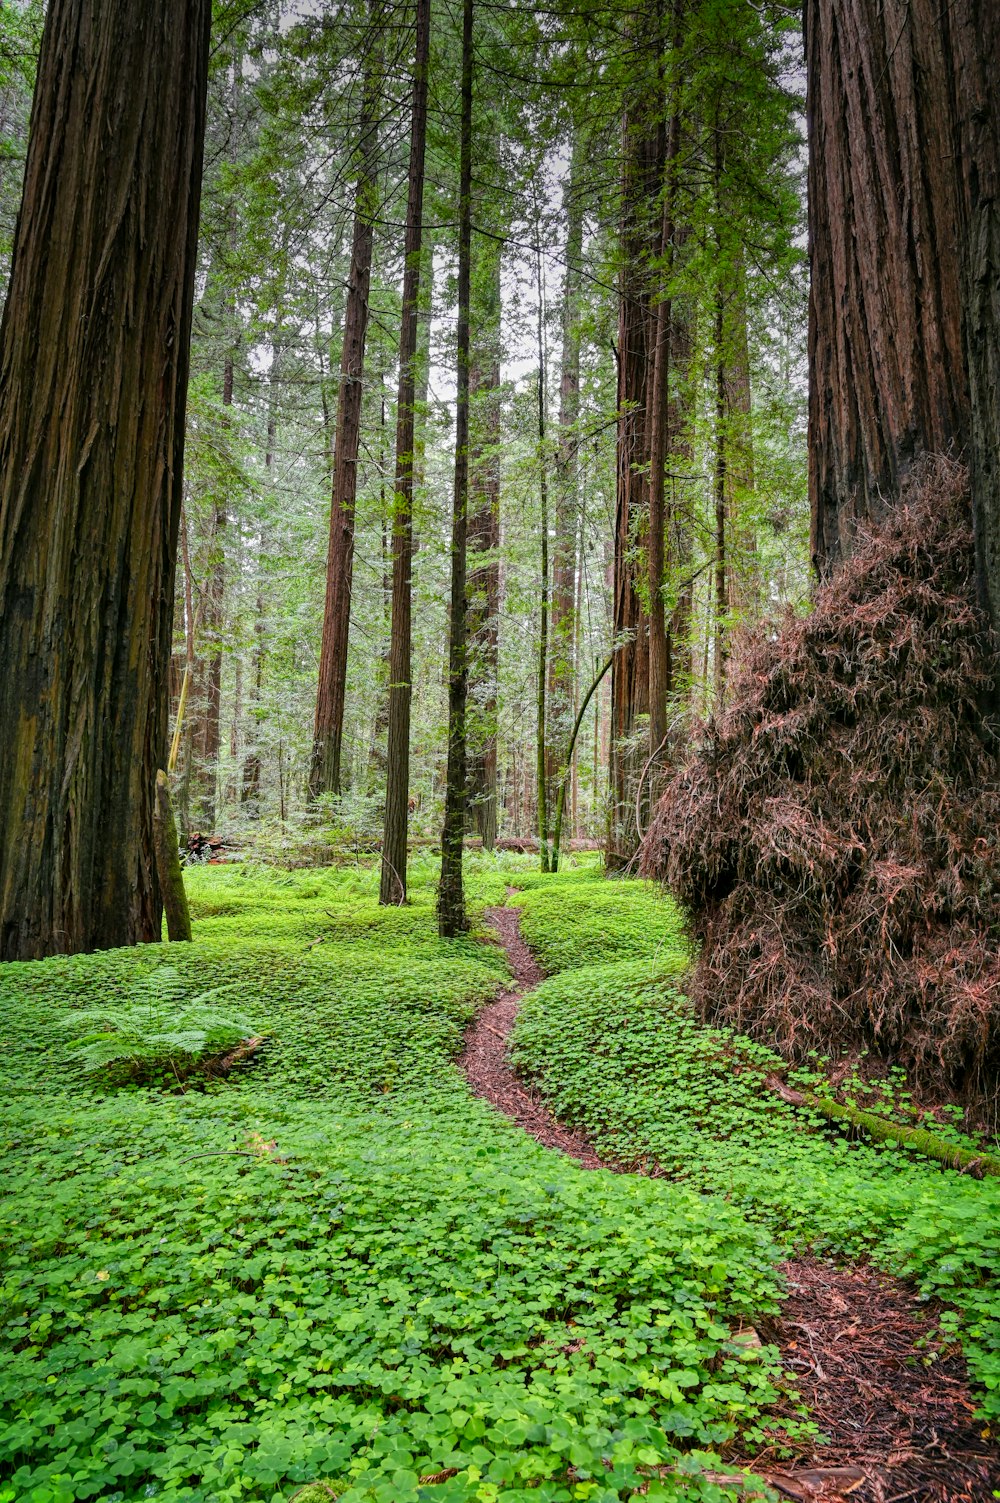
xmin=438 ymin=0 xmax=473 ymax=936
xmin=467 ymin=241 xmax=502 ymax=849
xmin=192 ymin=350 xmax=231 ymax=831
xmin=720 ymin=255 xmax=757 ymax=614
xmin=647 ymin=96 xmax=682 ymax=761
xmin=241 ymin=343 xmax=280 ymax=811
xmin=309 ymin=28 xmax=381 ymax=799
xmin=380 ymin=0 xmax=431 ymax=906
xmin=0 ymin=0 xmax=210 ymax=961
xmin=534 ymin=220 xmax=551 ymax=872
xmin=549 ymin=137 xmax=585 ymax=790
xmin=608 ymin=98 xmax=657 ymax=869
xmin=949 ymin=4 xmax=1000 ymax=629
xmin=805 ymin=0 xmax=968 ymax=577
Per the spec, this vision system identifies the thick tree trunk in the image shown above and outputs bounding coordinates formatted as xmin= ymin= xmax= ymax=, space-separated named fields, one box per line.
xmin=467 ymin=243 xmax=502 ymax=850
xmin=806 ymin=0 xmax=968 ymax=576
xmin=437 ymin=0 xmax=473 ymax=937
xmin=0 ymin=0 xmax=210 ymax=961
xmin=380 ymin=0 xmax=431 ymax=906
xmin=949 ymin=3 xmax=1000 ymax=629
xmin=309 ymin=33 xmax=380 ymax=800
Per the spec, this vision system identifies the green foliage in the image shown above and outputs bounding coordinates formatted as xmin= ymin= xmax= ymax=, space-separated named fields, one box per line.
xmin=0 ymin=861 xmax=807 ymax=1503
xmin=58 ymin=966 xmax=256 ymax=1083
xmin=508 ymin=867 xmax=692 ymax=975
xmin=507 ymin=886 xmax=1000 ymax=1421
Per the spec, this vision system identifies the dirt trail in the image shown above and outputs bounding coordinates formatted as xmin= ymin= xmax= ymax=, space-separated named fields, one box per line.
xmin=462 ymin=905 xmax=998 ymax=1503
xmin=460 ymin=907 xmax=605 ymax=1168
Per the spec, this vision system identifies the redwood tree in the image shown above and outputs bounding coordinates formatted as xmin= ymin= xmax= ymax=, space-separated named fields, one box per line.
xmin=0 ymin=0 xmax=211 ymax=960
xmin=805 ymin=0 xmax=999 ymax=586
xmin=437 ymin=0 xmax=474 ymax=937
xmin=380 ymin=0 xmax=431 ymax=906
xmin=309 ymin=23 xmax=381 ymax=800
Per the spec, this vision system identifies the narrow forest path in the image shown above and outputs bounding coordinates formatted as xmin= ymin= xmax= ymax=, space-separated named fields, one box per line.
xmin=465 ymin=904 xmax=998 ymax=1503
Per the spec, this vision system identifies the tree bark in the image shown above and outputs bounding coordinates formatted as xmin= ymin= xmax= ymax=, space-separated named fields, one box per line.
xmin=549 ymin=137 xmax=585 ymax=788
xmin=608 ymin=95 xmax=658 ymax=869
xmin=0 ymin=0 xmax=211 ymax=960
xmin=380 ymin=0 xmax=431 ymax=906
xmin=806 ymin=0 xmax=968 ymax=576
xmin=309 ymin=26 xmax=381 ymax=800
xmin=534 ymin=219 xmax=551 ymax=873
xmin=466 ymin=241 xmax=502 ymax=849
xmin=437 ymin=0 xmax=473 ymax=936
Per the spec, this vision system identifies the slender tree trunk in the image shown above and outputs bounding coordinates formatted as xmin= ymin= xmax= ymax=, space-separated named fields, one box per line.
xmin=0 ymin=0 xmax=211 ymax=960
xmin=192 ymin=350 xmax=231 ymax=831
xmin=380 ymin=0 xmax=431 ymax=906
xmin=721 ymin=254 xmax=757 ymax=614
xmin=713 ymin=275 xmax=728 ymax=700
xmin=242 ymin=344 xmax=280 ymax=810
xmin=438 ymin=0 xmax=473 ymax=936
xmin=534 ymin=224 xmax=551 ymax=872
xmin=310 ymin=27 xmax=381 ymax=799
xmin=647 ymin=99 xmax=681 ymax=760
xmin=549 ymin=137 xmax=584 ymax=788
xmin=608 ymin=97 xmax=657 ymax=869
xmin=466 ymin=242 xmax=502 ymax=849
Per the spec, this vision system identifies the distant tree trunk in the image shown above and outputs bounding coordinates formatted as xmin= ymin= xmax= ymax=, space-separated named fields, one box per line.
xmin=721 ymin=255 xmax=757 ymax=614
xmin=310 ymin=31 xmax=380 ymax=800
xmin=806 ymin=0 xmax=968 ymax=577
xmin=242 ymin=344 xmax=280 ymax=811
xmin=647 ymin=98 xmax=681 ymax=760
xmin=438 ymin=0 xmax=473 ymax=936
xmin=549 ymin=138 xmax=585 ymax=791
xmin=0 ymin=0 xmax=210 ymax=961
xmin=191 ymin=351 xmax=231 ymax=831
xmin=608 ymin=99 xmax=657 ymax=869
xmin=380 ymin=0 xmax=431 ymax=906
xmin=467 ymin=242 xmax=502 ymax=849
xmin=534 ymin=221 xmax=551 ymax=872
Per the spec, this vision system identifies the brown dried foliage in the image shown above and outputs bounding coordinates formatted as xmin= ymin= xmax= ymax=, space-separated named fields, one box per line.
xmin=642 ymin=459 xmax=1000 ymax=1116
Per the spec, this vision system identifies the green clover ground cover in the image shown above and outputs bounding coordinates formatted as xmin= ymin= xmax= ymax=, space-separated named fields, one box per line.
xmin=2 ymin=858 xmax=810 ymax=1503
xmin=508 ymin=875 xmax=1000 ymax=1425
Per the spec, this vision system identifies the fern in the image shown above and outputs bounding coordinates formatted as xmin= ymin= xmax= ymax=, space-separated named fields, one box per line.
xmin=60 ymin=966 xmax=257 ymax=1078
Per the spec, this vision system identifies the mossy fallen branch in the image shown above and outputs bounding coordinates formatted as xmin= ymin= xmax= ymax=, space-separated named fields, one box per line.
xmin=766 ymin=1074 xmax=1000 ymax=1178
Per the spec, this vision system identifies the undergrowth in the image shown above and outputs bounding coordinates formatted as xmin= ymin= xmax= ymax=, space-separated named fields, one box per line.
xmin=1 ymin=857 xmax=802 ymax=1503
xmin=507 ymin=879 xmax=1000 ymax=1427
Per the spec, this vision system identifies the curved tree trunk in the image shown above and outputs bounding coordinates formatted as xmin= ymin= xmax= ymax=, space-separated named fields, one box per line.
xmin=0 ymin=0 xmax=211 ymax=960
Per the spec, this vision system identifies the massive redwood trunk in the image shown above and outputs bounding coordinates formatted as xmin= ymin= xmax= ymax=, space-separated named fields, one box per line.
xmin=806 ymin=0 xmax=971 ymax=575
xmin=0 ymin=0 xmax=211 ymax=960
xmin=309 ymin=32 xmax=380 ymax=800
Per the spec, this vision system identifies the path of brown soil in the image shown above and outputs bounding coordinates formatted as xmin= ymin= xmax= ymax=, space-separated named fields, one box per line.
xmin=463 ymin=906 xmax=999 ymax=1503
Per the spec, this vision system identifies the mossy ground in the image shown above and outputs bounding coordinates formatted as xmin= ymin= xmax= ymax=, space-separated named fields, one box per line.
xmin=1 ymin=856 xmax=997 ymax=1503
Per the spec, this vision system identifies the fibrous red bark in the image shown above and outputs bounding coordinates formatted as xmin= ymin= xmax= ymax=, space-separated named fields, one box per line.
xmin=0 ymin=0 xmax=211 ymax=959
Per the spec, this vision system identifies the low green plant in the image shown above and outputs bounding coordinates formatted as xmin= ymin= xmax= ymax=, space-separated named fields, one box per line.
xmin=58 ymin=965 xmax=257 ymax=1083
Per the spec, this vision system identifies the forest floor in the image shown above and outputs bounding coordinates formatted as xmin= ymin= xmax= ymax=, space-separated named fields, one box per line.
xmin=0 ymin=856 xmax=998 ymax=1503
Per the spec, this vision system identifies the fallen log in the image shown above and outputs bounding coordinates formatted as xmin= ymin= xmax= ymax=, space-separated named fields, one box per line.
xmin=766 ymin=1074 xmax=1000 ymax=1178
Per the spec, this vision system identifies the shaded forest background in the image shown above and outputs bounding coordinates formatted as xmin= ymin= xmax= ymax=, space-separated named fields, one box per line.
xmin=0 ymin=0 xmax=809 ymax=865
